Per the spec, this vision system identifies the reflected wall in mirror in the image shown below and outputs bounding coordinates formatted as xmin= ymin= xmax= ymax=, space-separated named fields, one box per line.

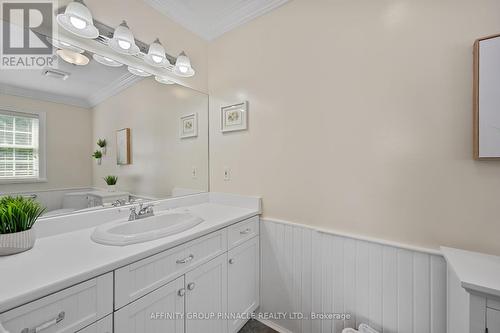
xmin=0 ymin=64 xmax=208 ymax=218
xmin=474 ymin=34 xmax=500 ymax=159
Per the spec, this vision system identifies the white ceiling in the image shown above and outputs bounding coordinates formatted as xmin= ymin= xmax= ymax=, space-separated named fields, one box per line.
xmin=143 ymin=0 xmax=290 ymax=41
xmin=0 ymin=59 xmax=141 ymax=108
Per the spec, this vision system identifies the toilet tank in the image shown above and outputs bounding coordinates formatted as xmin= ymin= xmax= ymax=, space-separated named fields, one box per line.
xmin=62 ymin=192 xmax=89 ymax=210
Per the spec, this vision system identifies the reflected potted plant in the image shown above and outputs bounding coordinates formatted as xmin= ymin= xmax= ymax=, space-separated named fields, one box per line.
xmin=92 ymin=150 xmax=102 ymax=165
xmin=97 ymin=139 xmax=107 ymax=155
xmin=0 ymin=196 xmax=45 ymax=256
xmin=104 ymin=175 xmax=118 ymax=192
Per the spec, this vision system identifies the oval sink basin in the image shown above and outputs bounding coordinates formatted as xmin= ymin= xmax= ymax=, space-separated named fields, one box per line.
xmin=91 ymin=211 xmax=204 ymax=246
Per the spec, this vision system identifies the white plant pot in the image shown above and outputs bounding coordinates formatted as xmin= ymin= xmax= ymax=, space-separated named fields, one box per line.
xmin=0 ymin=228 xmax=36 ymax=256
xmin=100 ymin=146 xmax=106 ymax=155
xmin=96 ymin=158 xmax=102 ymax=165
xmin=107 ymin=185 xmax=116 ymax=192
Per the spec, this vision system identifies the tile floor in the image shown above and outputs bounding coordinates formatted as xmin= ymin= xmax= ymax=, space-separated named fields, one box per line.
xmin=238 ymin=319 xmax=278 ymax=333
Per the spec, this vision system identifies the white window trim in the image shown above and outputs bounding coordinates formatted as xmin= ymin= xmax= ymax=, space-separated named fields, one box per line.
xmin=0 ymin=107 xmax=47 ymax=184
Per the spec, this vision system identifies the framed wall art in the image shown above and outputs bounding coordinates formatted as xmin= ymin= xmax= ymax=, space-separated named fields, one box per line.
xmin=116 ymin=128 xmax=131 ymax=165
xmin=221 ymin=101 xmax=248 ymax=133
xmin=180 ymin=113 xmax=198 ymax=139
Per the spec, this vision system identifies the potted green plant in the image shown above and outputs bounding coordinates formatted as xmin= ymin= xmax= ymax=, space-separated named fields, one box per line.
xmin=103 ymin=175 xmax=118 ymax=192
xmin=97 ymin=138 xmax=107 ymax=155
xmin=0 ymin=196 xmax=45 ymax=256
xmin=92 ymin=150 xmax=102 ymax=165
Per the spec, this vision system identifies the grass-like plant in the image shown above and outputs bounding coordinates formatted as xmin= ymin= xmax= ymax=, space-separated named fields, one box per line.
xmin=97 ymin=139 xmax=107 ymax=148
xmin=92 ymin=150 xmax=102 ymax=159
xmin=0 ymin=196 xmax=45 ymax=234
xmin=103 ymin=175 xmax=118 ymax=185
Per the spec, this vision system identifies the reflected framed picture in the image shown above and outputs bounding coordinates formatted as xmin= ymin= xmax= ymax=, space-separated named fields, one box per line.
xmin=221 ymin=101 xmax=248 ymax=133
xmin=116 ymin=128 xmax=131 ymax=165
xmin=180 ymin=113 xmax=198 ymax=139
xmin=474 ymin=34 xmax=500 ymax=159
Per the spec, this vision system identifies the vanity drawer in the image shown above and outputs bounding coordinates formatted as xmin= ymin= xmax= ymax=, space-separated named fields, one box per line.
xmin=0 ymin=273 xmax=113 ymax=333
xmin=115 ymin=229 xmax=227 ymax=309
xmin=228 ymin=216 xmax=259 ymax=249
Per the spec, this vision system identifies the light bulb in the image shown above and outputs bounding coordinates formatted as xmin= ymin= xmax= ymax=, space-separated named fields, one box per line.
xmin=151 ymin=55 xmax=163 ymax=63
xmin=117 ymin=40 xmax=131 ymax=50
xmin=69 ymin=15 xmax=87 ymax=29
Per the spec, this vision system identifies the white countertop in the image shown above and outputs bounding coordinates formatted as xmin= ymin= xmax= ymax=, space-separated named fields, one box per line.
xmin=441 ymin=246 xmax=500 ymax=297
xmin=0 ymin=202 xmax=259 ymax=313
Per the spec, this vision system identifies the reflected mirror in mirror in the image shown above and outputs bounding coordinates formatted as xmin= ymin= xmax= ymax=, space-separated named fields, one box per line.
xmin=0 ymin=53 xmax=208 ymax=218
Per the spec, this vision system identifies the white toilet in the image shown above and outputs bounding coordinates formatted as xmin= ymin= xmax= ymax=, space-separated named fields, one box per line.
xmin=43 ymin=192 xmax=89 ymax=217
xmin=343 ymin=324 xmax=379 ymax=333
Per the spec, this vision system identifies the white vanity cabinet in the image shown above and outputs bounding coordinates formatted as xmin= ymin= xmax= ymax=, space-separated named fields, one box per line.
xmin=0 ymin=216 xmax=260 ymax=333
xmin=185 ymin=254 xmax=228 ymax=333
xmin=77 ymin=315 xmax=113 ymax=333
xmin=227 ymin=236 xmax=260 ymax=333
xmin=0 ymin=273 xmax=113 ymax=333
xmin=443 ymin=247 xmax=500 ymax=333
xmin=114 ymin=276 xmax=185 ymax=333
xmin=487 ymin=307 xmax=500 ymax=333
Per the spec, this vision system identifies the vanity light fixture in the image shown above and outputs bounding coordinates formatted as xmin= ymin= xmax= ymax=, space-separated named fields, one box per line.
xmin=127 ymin=66 xmax=151 ymax=77
xmin=93 ymin=54 xmax=123 ymax=67
xmin=56 ymin=49 xmax=90 ymax=66
xmin=174 ymin=51 xmax=195 ymax=77
xmin=145 ymin=38 xmax=168 ymax=67
xmin=109 ymin=21 xmax=140 ymax=55
xmin=46 ymin=37 xmax=84 ymax=53
xmin=56 ymin=0 xmax=99 ymax=39
xmin=155 ymin=76 xmax=175 ymax=85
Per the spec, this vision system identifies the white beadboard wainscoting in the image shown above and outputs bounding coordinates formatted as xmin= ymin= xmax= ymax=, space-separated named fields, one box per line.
xmin=259 ymin=219 xmax=447 ymax=333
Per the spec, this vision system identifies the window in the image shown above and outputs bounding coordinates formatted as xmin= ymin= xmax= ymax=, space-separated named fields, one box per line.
xmin=0 ymin=110 xmax=45 ymax=182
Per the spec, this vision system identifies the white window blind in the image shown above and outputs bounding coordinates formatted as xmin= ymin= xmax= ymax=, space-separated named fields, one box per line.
xmin=0 ymin=112 xmax=40 ymax=179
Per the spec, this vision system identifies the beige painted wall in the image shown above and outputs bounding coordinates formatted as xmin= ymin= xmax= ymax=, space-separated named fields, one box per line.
xmin=92 ymin=78 xmax=208 ymax=198
xmin=0 ymin=94 xmax=92 ymax=193
xmin=208 ymin=0 xmax=500 ymax=255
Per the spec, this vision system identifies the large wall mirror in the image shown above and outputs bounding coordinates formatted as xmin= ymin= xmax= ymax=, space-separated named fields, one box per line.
xmin=474 ymin=34 xmax=500 ymax=159
xmin=0 ymin=52 xmax=208 ymax=217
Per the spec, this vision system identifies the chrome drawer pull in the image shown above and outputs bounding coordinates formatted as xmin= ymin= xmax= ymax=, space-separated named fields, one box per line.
xmin=187 ymin=282 xmax=196 ymax=291
xmin=229 ymin=258 xmax=235 ymax=264
xmin=178 ymin=288 xmax=186 ymax=297
xmin=176 ymin=254 xmax=194 ymax=264
xmin=21 ymin=311 xmax=65 ymax=333
xmin=240 ymin=228 xmax=251 ymax=235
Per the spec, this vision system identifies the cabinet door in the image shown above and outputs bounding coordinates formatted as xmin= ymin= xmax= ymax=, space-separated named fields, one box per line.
xmin=185 ymin=254 xmax=228 ymax=333
xmin=77 ymin=315 xmax=113 ymax=333
xmin=488 ymin=308 xmax=500 ymax=333
xmin=114 ymin=276 xmax=185 ymax=333
xmin=227 ymin=237 xmax=260 ymax=333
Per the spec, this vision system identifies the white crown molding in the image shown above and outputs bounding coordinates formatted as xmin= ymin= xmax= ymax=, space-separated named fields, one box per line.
xmin=0 ymin=84 xmax=91 ymax=108
xmin=143 ymin=0 xmax=290 ymax=41
xmin=0 ymin=73 xmax=142 ymax=109
xmin=87 ymin=73 xmax=143 ymax=108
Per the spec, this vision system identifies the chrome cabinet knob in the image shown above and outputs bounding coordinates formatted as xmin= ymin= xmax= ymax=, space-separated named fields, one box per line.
xmin=178 ymin=288 xmax=185 ymax=296
xmin=229 ymin=258 xmax=235 ymax=264
xmin=187 ymin=282 xmax=195 ymax=291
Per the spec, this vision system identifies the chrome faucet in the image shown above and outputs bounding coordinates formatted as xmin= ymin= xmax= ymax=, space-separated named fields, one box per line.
xmin=128 ymin=203 xmax=154 ymax=221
